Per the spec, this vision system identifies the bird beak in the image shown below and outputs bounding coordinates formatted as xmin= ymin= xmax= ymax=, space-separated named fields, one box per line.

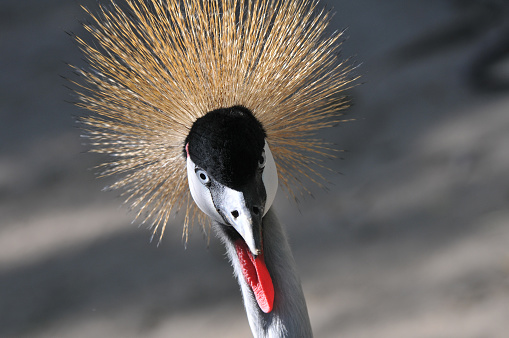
xmin=227 ymin=199 xmax=262 ymax=256
xmin=211 ymin=182 xmax=265 ymax=256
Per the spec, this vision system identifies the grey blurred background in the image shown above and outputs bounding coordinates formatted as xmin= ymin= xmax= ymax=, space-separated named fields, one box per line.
xmin=1 ymin=0 xmax=509 ymax=337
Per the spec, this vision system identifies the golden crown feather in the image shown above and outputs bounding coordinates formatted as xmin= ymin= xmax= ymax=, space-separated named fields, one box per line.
xmin=72 ymin=0 xmax=357 ymax=242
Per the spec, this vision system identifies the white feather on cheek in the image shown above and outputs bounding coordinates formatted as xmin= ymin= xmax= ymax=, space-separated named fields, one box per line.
xmin=262 ymin=143 xmax=278 ymax=215
xmin=187 ymin=157 xmax=222 ymax=222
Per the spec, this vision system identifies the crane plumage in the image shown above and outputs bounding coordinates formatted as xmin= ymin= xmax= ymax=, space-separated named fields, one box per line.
xmin=73 ymin=0 xmax=356 ymax=336
xmin=74 ymin=0 xmax=355 ymax=241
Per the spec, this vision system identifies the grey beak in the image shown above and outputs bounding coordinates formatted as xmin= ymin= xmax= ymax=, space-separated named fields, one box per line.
xmin=227 ymin=199 xmax=263 ymax=256
xmin=210 ymin=181 xmax=265 ymax=256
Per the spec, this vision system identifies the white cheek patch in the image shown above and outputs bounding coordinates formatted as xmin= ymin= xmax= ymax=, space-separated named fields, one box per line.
xmin=187 ymin=157 xmax=223 ymax=222
xmin=262 ymin=142 xmax=278 ymax=215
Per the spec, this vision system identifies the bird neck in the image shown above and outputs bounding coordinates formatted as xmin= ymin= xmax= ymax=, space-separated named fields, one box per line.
xmin=214 ymin=208 xmax=313 ymax=338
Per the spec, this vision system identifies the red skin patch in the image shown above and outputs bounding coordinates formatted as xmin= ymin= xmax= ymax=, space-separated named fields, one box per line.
xmin=235 ymin=239 xmax=274 ymax=313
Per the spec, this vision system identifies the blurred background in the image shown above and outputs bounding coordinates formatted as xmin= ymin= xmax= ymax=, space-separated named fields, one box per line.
xmin=1 ymin=0 xmax=509 ymax=337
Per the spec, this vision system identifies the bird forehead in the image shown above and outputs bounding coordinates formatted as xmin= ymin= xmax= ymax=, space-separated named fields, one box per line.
xmin=185 ymin=106 xmax=266 ymax=189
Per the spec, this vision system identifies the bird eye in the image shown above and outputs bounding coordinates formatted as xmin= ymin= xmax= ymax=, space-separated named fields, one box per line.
xmin=258 ymin=151 xmax=266 ymax=169
xmin=195 ymin=169 xmax=210 ymax=185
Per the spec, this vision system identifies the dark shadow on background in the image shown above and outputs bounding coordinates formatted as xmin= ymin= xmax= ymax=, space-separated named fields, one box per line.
xmin=0 ymin=227 xmax=237 ymax=338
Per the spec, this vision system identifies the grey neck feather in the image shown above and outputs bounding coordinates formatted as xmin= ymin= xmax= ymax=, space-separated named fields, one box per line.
xmin=213 ymin=208 xmax=313 ymax=338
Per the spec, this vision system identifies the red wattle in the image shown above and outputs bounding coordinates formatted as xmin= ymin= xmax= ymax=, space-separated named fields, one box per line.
xmin=235 ymin=239 xmax=274 ymax=313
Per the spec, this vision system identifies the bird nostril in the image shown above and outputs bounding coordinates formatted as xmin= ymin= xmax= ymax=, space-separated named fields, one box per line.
xmin=231 ymin=210 xmax=239 ymax=218
xmin=252 ymin=206 xmax=260 ymax=215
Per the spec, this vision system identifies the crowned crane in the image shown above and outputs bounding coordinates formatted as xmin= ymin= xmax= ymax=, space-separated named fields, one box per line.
xmin=73 ymin=0 xmax=356 ymax=336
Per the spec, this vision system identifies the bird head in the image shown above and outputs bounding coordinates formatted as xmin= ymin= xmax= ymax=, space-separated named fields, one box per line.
xmin=184 ymin=106 xmax=278 ymax=256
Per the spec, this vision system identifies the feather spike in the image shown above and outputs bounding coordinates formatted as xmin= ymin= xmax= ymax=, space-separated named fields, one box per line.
xmin=74 ymin=0 xmax=357 ymax=242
